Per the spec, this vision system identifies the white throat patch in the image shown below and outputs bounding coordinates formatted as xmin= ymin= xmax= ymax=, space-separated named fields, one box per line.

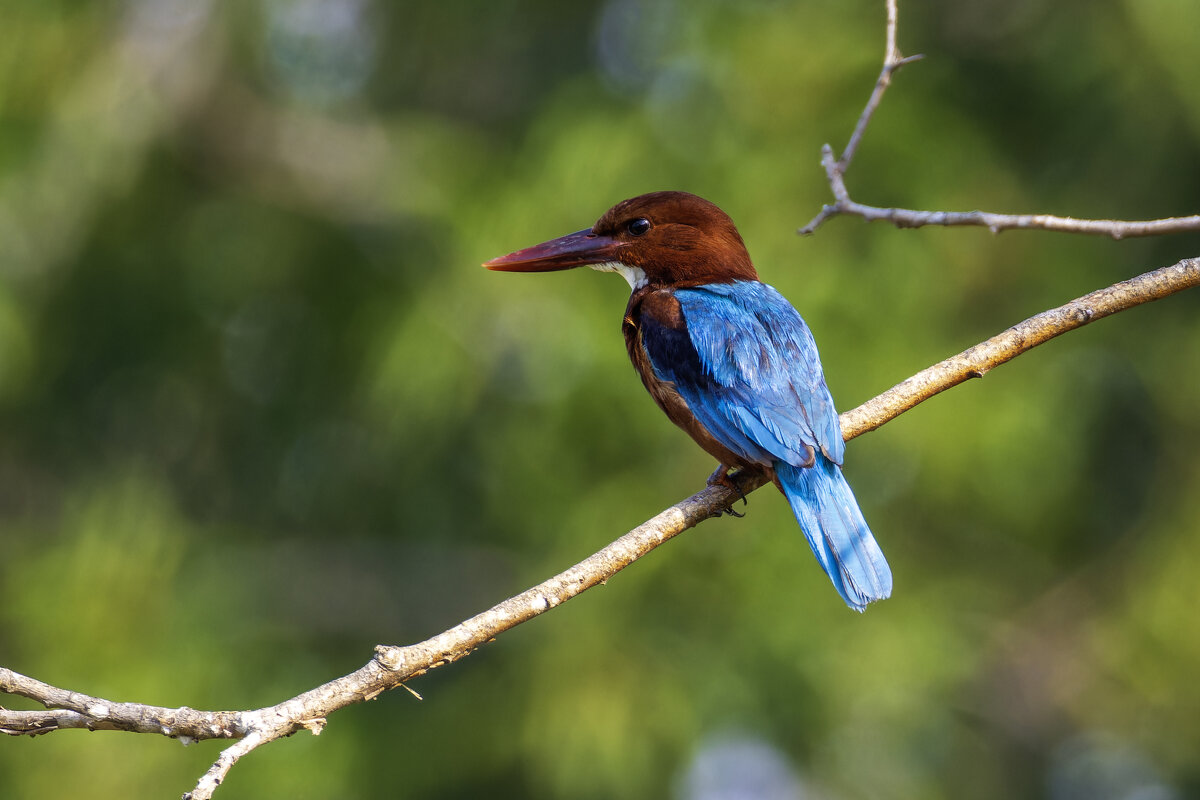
xmin=590 ymin=261 xmax=648 ymax=291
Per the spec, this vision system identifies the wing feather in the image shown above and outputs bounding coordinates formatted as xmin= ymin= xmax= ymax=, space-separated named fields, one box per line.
xmin=641 ymin=281 xmax=843 ymax=469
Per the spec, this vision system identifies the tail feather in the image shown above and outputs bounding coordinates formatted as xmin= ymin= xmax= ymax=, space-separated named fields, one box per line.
xmin=775 ymin=458 xmax=892 ymax=612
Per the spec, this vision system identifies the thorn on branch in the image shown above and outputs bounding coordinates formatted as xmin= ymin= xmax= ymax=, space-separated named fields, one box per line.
xmin=297 ymin=718 xmax=327 ymax=735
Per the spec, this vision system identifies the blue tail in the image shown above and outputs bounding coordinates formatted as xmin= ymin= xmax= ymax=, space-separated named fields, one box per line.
xmin=775 ymin=457 xmax=892 ymax=611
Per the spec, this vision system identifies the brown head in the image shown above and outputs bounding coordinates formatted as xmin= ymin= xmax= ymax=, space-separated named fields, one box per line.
xmin=484 ymin=191 xmax=759 ymax=289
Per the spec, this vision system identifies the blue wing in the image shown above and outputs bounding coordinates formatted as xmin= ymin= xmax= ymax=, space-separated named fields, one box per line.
xmin=638 ymin=281 xmax=891 ymax=610
xmin=644 ymin=281 xmax=844 ymax=470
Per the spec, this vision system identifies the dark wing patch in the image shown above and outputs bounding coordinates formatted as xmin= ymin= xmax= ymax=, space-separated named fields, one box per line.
xmin=659 ymin=282 xmax=841 ymax=469
xmin=637 ymin=291 xmax=709 ymax=391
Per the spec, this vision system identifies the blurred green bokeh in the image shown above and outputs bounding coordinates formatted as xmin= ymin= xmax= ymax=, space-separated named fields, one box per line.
xmin=2 ymin=1 xmax=1199 ymax=798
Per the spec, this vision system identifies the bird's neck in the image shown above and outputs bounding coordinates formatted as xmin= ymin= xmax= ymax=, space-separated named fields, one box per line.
xmin=589 ymin=261 xmax=648 ymax=291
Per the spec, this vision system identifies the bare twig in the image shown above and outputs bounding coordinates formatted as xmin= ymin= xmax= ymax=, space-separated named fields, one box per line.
xmin=798 ymin=2 xmax=1200 ymax=239
xmin=838 ymin=0 xmax=924 ymax=171
xmin=799 ymin=0 xmax=922 ymax=236
xmin=4 ymin=255 xmax=1198 ymax=799
xmin=185 ymin=734 xmax=266 ymax=800
xmin=0 ymin=669 xmax=244 ymax=739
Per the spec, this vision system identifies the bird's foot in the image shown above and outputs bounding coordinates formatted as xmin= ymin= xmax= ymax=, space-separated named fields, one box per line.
xmin=708 ymin=464 xmax=748 ymax=517
xmin=707 ymin=463 xmax=734 ymax=487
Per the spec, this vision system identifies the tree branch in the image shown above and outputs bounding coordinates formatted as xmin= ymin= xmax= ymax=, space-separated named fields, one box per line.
xmin=4 ymin=255 xmax=1198 ymax=799
xmin=840 ymin=257 xmax=1200 ymax=437
xmin=802 ymin=162 xmax=1200 ymax=236
xmin=799 ymin=0 xmax=922 ymax=235
xmin=797 ymin=0 xmax=1200 ymax=239
xmin=837 ymin=0 xmax=924 ymax=172
xmin=6 ymin=3 xmax=1199 ymax=798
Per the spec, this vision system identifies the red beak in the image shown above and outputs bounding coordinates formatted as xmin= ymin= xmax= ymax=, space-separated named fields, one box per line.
xmin=483 ymin=228 xmax=627 ymax=272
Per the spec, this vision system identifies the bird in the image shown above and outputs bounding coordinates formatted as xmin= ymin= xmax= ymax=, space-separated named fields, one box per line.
xmin=484 ymin=191 xmax=891 ymax=611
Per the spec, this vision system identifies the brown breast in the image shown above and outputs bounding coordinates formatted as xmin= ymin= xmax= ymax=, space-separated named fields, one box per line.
xmin=621 ymin=287 xmax=763 ymax=472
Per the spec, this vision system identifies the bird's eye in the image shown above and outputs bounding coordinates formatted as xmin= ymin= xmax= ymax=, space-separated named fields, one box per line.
xmin=626 ymin=217 xmax=651 ymax=237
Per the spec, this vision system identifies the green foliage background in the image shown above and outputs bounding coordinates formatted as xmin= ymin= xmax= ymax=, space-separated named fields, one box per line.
xmin=2 ymin=1 xmax=1199 ymax=797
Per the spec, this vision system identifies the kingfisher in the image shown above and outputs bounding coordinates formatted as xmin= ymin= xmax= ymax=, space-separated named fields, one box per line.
xmin=484 ymin=191 xmax=891 ymax=611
